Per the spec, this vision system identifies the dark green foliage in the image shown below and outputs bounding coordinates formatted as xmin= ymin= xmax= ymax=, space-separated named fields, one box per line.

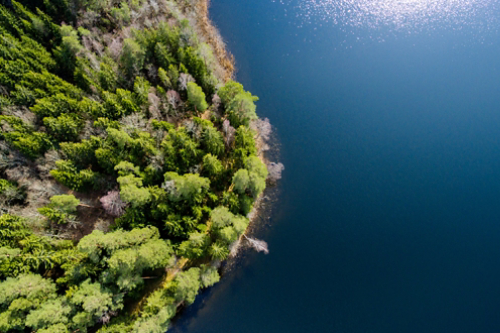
xmin=50 ymin=160 xmax=99 ymax=191
xmin=179 ymin=46 xmax=213 ymax=95
xmin=44 ymin=113 xmax=83 ymax=142
xmin=53 ymin=25 xmax=82 ymax=80
xmin=120 ymin=38 xmax=145 ymax=80
xmin=202 ymin=153 xmax=223 ymax=179
xmin=60 ymin=137 xmax=100 ymax=168
xmin=218 ymin=80 xmax=259 ymax=127
xmin=0 ymin=2 xmax=267 ymax=331
xmin=201 ymin=123 xmax=224 ymax=157
xmin=0 ymin=115 xmax=52 ymax=159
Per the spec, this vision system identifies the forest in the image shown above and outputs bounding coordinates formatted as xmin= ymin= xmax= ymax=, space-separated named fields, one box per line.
xmin=0 ymin=0 xmax=281 ymax=331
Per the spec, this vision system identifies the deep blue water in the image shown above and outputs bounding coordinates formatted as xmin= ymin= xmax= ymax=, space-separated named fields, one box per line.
xmin=172 ymin=0 xmax=500 ymax=332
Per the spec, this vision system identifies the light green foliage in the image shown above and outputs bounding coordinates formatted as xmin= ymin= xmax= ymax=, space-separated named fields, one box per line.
xmin=218 ymin=80 xmax=259 ymax=127
xmin=245 ymin=156 xmax=268 ymax=198
xmin=218 ymin=226 xmax=238 ymax=244
xmin=231 ymin=156 xmax=268 ymax=198
xmin=0 ymin=2 xmax=267 ymax=331
xmin=210 ymin=206 xmax=234 ymax=229
xmin=164 ymin=172 xmax=210 ymax=204
xmin=25 ymin=298 xmax=71 ymax=330
xmin=69 ymin=280 xmax=115 ymax=320
xmin=187 ymin=81 xmax=208 ymax=113
xmin=155 ymin=43 xmax=176 ymax=71
xmin=0 ymin=273 xmax=57 ymax=331
xmin=248 ymin=172 xmax=266 ymax=198
xmin=209 ymin=241 xmax=229 ymax=260
xmin=73 ymin=227 xmax=173 ymax=293
xmin=99 ymin=62 xmax=117 ymax=92
xmin=77 ymin=227 xmax=160 ymax=263
xmin=218 ymin=80 xmax=244 ymax=106
xmin=177 ymin=231 xmax=209 ymax=259
xmin=133 ymin=76 xmax=150 ymax=105
xmin=168 ymin=64 xmax=179 ymax=89
xmin=231 ymin=215 xmax=249 ymax=235
xmin=49 ymin=194 xmax=80 ymax=214
xmin=54 ymin=25 xmax=82 ymax=78
xmin=105 ymin=238 xmax=174 ymax=291
xmin=157 ymin=67 xmax=172 ymax=88
xmin=202 ymin=153 xmax=223 ymax=177
xmin=38 ymin=323 xmax=69 ymax=333
xmin=117 ymin=174 xmax=150 ymax=207
xmin=38 ymin=194 xmax=79 ymax=225
xmin=179 ymin=46 xmax=213 ymax=95
xmin=232 ymin=169 xmax=249 ymax=193
xmin=234 ymin=126 xmax=257 ymax=159
xmin=174 ymin=267 xmax=201 ymax=305
xmin=115 ymin=161 xmax=141 ymax=176
xmin=132 ymin=306 xmax=174 ymax=333
xmin=0 ymin=214 xmax=48 ymax=251
xmin=227 ymin=91 xmax=259 ymax=126
xmin=210 ymin=206 xmax=249 ymax=246
xmin=31 ymin=93 xmax=81 ymax=118
xmin=245 ymin=156 xmax=268 ymax=179
xmin=60 ymin=137 xmax=100 ymax=169
xmin=199 ymin=264 xmax=220 ymax=288
xmin=162 ymin=127 xmax=201 ymax=172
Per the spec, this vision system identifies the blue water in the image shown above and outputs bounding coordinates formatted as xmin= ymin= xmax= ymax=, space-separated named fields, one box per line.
xmin=172 ymin=0 xmax=500 ymax=332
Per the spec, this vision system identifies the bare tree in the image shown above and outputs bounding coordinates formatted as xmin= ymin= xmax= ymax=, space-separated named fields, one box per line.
xmin=148 ymin=92 xmax=162 ymax=120
xmin=267 ymin=162 xmax=285 ymax=182
xmin=166 ymin=90 xmax=181 ymax=111
xmin=222 ymin=119 xmax=235 ymax=148
xmin=100 ymin=191 xmax=127 ymax=217
xmin=243 ymin=235 xmax=269 ymax=254
xmin=229 ymin=239 xmax=241 ymax=257
xmin=120 ymin=113 xmax=147 ymax=133
xmin=251 ymin=118 xmax=272 ymax=142
xmin=212 ymin=93 xmax=221 ymax=109
xmin=178 ymin=73 xmax=195 ymax=90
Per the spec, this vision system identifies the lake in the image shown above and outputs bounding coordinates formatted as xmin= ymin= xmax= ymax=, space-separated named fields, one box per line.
xmin=172 ymin=0 xmax=500 ymax=332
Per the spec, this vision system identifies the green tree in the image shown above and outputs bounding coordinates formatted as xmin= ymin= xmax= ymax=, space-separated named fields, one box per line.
xmin=164 ymin=172 xmax=210 ymax=204
xmin=202 ymin=154 xmax=223 ymax=178
xmin=187 ymin=81 xmax=208 ymax=113
xmin=120 ymin=38 xmax=145 ymax=80
xmin=117 ymin=174 xmax=151 ymax=207
xmin=199 ymin=264 xmax=220 ymax=288
xmin=133 ymin=76 xmax=150 ymax=106
xmin=202 ymin=126 xmax=224 ymax=157
xmin=0 ymin=273 xmax=58 ymax=331
xmin=25 ymin=298 xmax=71 ymax=330
xmin=43 ymin=114 xmax=83 ymax=142
xmin=177 ymin=232 xmax=209 ymax=259
xmin=232 ymin=169 xmax=249 ymax=194
xmin=226 ymin=91 xmax=259 ymax=127
xmin=49 ymin=194 xmax=80 ymax=213
xmin=173 ymin=267 xmax=201 ymax=305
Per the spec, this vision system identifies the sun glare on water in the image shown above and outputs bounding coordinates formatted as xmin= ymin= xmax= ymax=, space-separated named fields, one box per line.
xmin=296 ymin=0 xmax=498 ymax=31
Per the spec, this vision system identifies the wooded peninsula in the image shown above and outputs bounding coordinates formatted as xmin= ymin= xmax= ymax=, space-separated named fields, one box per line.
xmin=0 ymin=0 xmax=282 ymax=331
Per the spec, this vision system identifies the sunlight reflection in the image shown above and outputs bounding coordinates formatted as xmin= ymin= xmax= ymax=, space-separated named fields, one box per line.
xmin=297 ymin=0 xmax=497 ymax=30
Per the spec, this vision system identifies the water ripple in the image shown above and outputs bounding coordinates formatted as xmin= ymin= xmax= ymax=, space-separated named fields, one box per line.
xmin=294 ymin=0 xmax=499 ymax=32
